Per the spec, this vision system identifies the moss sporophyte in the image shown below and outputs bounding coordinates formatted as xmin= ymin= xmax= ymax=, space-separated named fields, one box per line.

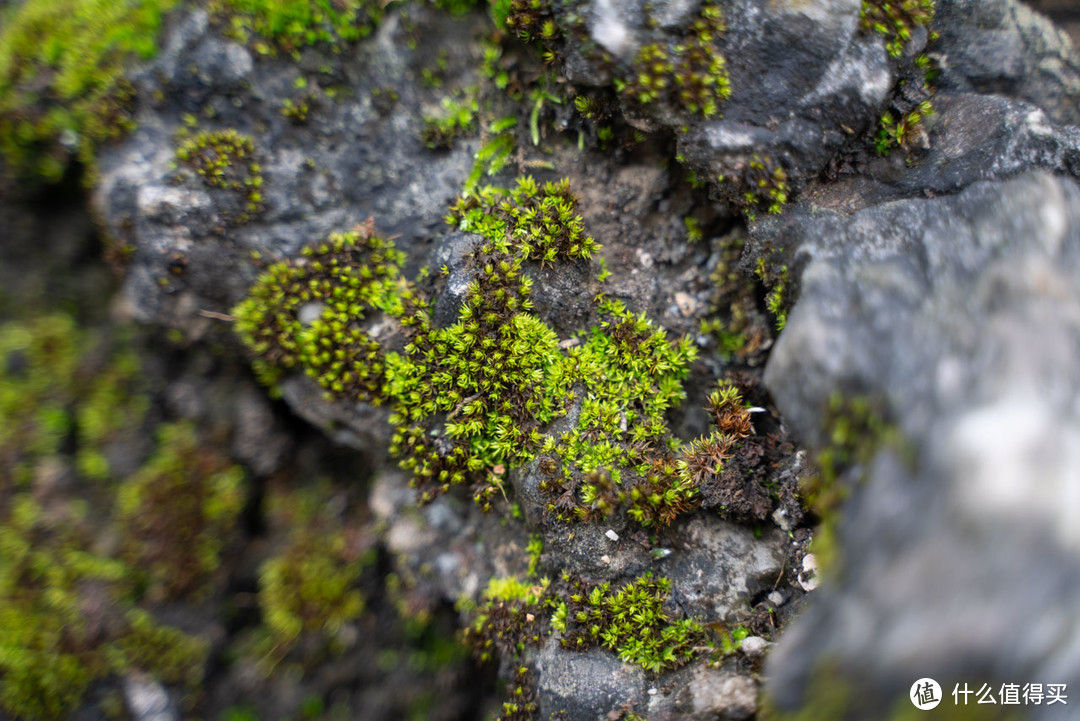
xmin=235 ymin=176 xmax=766 ymax=526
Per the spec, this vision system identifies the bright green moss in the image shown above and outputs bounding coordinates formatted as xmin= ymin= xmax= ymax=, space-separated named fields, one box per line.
xmin=0 ymin=495 xmax=207 ymax=720
xmin=232 ymin=224 xmax=408 ymax=397
xmin=213 ymin=0 xmax=384 ymax=57
xmin=385 ymin=240 xmax=574 ymax=508
xmin=116 ymin=422 xmax=245 ymax=602
xmin=235 ymin=176 xmax=769 ymax=529
xmin=874 ymin=100 xmax=934 ymax=156
xmin=449 ymin=177 xmax=600 ymax=264
xmin=551 ymin=572 xmax=702 ymax=672
xmin=0 ymin=0 xmax=176 ymax=182
xmin=860 ymin=0 xmax=935 ymax=58
xmin=539 ymin=299 xmax=698 ymax=526
xmin=421 ymin=91 xmax=480 ymax=149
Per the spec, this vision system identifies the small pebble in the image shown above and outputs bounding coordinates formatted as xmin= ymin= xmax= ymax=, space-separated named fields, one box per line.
xmin=605 ymin=529 xmax=619 ymax=542
xmin=799 ymin=553 xmax=820 ymax=592
xmin=739 ymin=636 xmax=770 ymax=659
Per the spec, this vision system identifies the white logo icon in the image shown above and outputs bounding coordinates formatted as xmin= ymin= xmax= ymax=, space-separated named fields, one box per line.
xmin=911 ymin=678 xmax=942 ymax=710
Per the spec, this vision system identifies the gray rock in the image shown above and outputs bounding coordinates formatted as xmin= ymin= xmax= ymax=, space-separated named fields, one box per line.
xmin=934 ymin=0 xmax=1080 ymax=126
xmin=536 ymin=643 xmax=647 ymax=718
xmin=565 ymin=0 xmax=897 ymax=202
xmin=761 ymin=172 xmax=1080 ymax=718
xmin=688 ymin=668 xmax=757 ymax=720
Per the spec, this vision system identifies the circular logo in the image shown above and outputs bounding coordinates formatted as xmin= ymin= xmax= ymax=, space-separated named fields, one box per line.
xmin=910 ymin=678 xmax=942 ymax=710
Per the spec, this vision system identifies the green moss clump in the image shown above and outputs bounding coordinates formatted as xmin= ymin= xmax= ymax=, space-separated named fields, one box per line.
xmin=461 ymin=576 xmax=549 ymax=664
xmin=116 ymin=422 xmax=245 ymax=602
xmin=0 ymin=0 xmax=177 ymax=182
xmin=213 ymin=0 xmax=384 ymax=57
xmin=0 ymin=495 xmax=208 ymax=720
xmin=233 ymin=223 xmax=408 ymax=397
xmin=175 ymin=128 xmax=264 ymax=223
xmin=258 ymin=485 xmax=373 ymax=653
xmin=874 ymin=100 xmax=933 ymax=156
xmin=721 ymin=154 xmax=789 ymax=219
xmin=539 ymin=299 xmax=698 ymax=526
xmin=621 ymin=1 xmax=730 ymax=118
xmin=449 ymin=177 xmax=600 ymax=264
xmin=550 ymin=572 xmax=702 ymax=672
xmin=421 ymin=92 xmax=480 ymax=149
xmin=504 ymin=0 xmax=560 ymax=49
xmin=0 ymin=314 xmax=149 ymax=492
xmin=754 ymin=257 xmax=790 ymax=331
xmin=234 ymin=176 xmax=778 ymax=529
xmin=860 ymin=0 xmax=934 ymax=58
xmin=280 ymin=96 xmax=312 ymax=124
xmin=386 ymin=232 xmax=574 ymax=509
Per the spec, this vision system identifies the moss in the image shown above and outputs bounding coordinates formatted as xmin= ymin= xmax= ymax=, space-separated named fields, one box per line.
xmin=721 ymin=154 xmax=789 ymax=219
xmin=0 ymin=495 xmax=207 ymax=720
xmin=175 ymin=128 xmax=265 ymax=224
xmin=504 ymin=0 xmax=561 ymax=52
xmin=385 ymin=216 xmax=576 ymax=508
xmin=620 ymin=2 xmax=730 ymax=118
xmin=0 ymin=314 xmax=149 ymax=492
xmin=115 ymin=422 xmax=245 ymax=602
xmin=696 ymin=234 xmax=773 ymax=363
xmin=874 ymin=99 xmax=933 ymax=156
xmin=860 ymin=0 xmax=934 ymax=58
xmin=235 ymin=176 xmax=778 ymax=530
xmin=539 ymin=299 xmax=698 ymax=526
xmin=232 ymin=222 xmax=408 ymax=397
xmin=551 ymin=572 xmax=702 ymax=672
xmin=461 ymin=576 xmax=549 ymax=664
xmin=802 ymin=394 xmax=902 ymax=574
xmin=497 ymin=665 xmax=540 ymax=721
xmin=420 ymin=91 xmax=480 ymax=149
xmin=448 ymin=177 xmax=600 ymax=264
xmin=212 ymin=0 xmax=384 ymax=58
xmin=257 ymin=484 xmax=373 ymax=655
xmin=754 ymin=257 xmax=790 ymax=331
xmin=0 ymin=0 xmax=177 ymax=182
xmin=280 ymin=95 xmax=312 ymax=124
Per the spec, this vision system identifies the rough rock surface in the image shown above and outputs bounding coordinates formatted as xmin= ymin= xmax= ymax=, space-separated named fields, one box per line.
xmin=762 ymin=173 xmax=1080 ymax=716
xmin=741 ymin=3 xmax=1080 ymax=718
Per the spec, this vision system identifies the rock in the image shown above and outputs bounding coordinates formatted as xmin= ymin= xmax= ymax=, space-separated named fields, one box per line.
xmin=536 ymin=644 xmax=647 ymax=718
xmin=658 ymin=516 xmax=787 ymax=622
xmin=760 ymin=171 xmax=1080 ymax=716
xmin=562 ymin=0 xmax=896 ymax=195
xmin=688 ymin=668 xmax=757 ymax=720
xmin=934 ymin=0 xmax=1080 ymax=127
xmin=66 ymin=0 xmax=1080 ymax=718
xmin=123 ymin=674 xmax=178 ymax=721
xmin=738 ymin=636 xmax=770 ymax=660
